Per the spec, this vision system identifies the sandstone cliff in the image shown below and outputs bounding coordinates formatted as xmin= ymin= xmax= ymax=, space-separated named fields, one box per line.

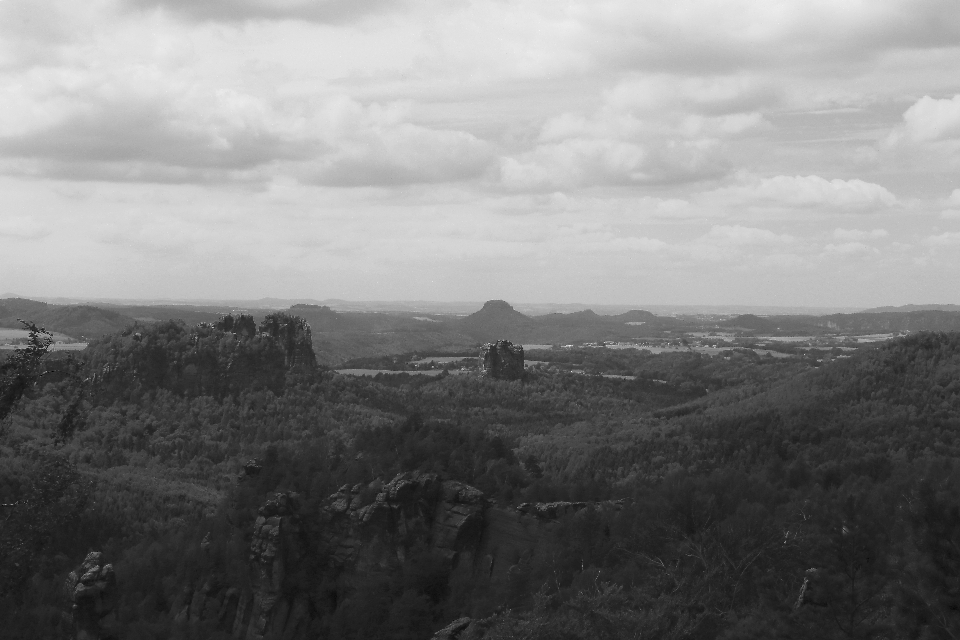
xmin=169 ymin=473 xmax=618 ymax=639
xmin=259 ymin=313 xmax=316 ymax=368
xmin=479 ymin=340 xmax=524 ymax=380
xmin=66 ymin=551 xmax=119 ymax=640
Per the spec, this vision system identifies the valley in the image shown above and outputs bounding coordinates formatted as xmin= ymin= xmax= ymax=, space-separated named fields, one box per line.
xmin=2 ymin=299 xmax=960 ymax=639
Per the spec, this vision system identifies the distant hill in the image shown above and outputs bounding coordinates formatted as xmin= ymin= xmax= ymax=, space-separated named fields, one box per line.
xmin=0 ymin=298 xmax=132 ymax=339
xmin=863 ymin=304 xmax=960 ymax=313
xmin=459 ymin=300 xmax=535 ymax=341
xmin=801 ymin=310 xmax=960 ymax=334
xmin=719 ymin=314 xmax=778 ymax=332
xmin=95 ymin=304 xmax=227 ymax=326
xmin=292 ymin=304 xmax=475 ymax=364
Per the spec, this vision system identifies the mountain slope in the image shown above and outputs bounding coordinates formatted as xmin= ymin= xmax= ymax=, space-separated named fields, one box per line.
xmin=0 ymin=298 xmax=133 ymax=339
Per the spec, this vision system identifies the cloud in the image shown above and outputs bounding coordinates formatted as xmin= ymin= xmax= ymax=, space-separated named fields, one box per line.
xmin=301 ymin=101 xmax=494 ymax=186
xmin=882 ymin=96 xmax=960 ymax=172
xmin=893 ymin=95 xmax=960 ymax=143
xmin=822 ymin=241 xmax=872 ymax=256
xmin=707 ymin=175 xmax=898 ymax=211
xmin=0 ymin=94 xmax=310 ymax=181
xmin=925 ymin=231 xmax=960 ymax=247
xmin=499 ymin=138 xmax=729 ymax=190
xmin=704 ymin=225 xmax=794 ymax=246
xmin=497 ymin=76 xmax=771 ymax=191
xmin=120 ymin=0 xmax=398 ymax=24
xmin=0 ymin=69 xmax=493 ymax=185
xmin=0 ymin=215 xmax=49 ymax=239
xmin=833 ymin=228 xmax=888 ymax=240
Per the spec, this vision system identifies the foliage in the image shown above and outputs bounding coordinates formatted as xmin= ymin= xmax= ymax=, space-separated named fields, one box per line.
xmin=0 ymin=320 xmax=53 ymax=423
xmin=2 ymin=326 xmax=960 ymax=638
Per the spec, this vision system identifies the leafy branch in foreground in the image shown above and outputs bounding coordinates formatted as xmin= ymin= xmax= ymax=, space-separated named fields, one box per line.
xmin=0 ymin=320 xmax=53 ymax=423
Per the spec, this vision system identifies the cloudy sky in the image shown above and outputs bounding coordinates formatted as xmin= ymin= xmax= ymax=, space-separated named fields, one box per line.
xmin=2 ymin=0 xmax=960 ymax=307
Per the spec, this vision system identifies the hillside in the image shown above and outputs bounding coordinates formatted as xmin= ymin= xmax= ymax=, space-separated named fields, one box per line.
xmin=0 ymin=298 xmax=132 ymax=339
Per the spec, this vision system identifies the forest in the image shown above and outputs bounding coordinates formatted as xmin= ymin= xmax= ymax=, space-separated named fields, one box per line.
xmin=2 ymin=314 xmax=960 ymax=639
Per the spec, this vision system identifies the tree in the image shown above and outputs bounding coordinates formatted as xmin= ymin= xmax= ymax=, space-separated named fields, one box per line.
xmin=0 ymin=320 xmax=53 ymax=423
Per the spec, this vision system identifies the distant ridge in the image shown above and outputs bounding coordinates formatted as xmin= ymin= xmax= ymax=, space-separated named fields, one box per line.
xmin=7 ymin=295 xmax=864 ymax=317
xmin=863 ymin=304 xmax=960 ymax=313
xmin=0 ymin=298 xmax=131 ymax=339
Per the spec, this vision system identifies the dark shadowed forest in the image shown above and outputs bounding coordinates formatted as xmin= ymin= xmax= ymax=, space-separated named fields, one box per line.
xmin=2 ymin=314 xmax=960 ymax=639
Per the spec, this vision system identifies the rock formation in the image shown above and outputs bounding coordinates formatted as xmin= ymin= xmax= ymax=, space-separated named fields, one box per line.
xmin=318 ymin=472 xmax=487 ymax=565
xmin=241 ymin=492 xmax=307 ymax=639
xmin=168 ymin=473 xmax=620 ymax=638
xmin=431 ymin=617 xmax=474 ymax=640
xmin=66 ymin=551 xmax=119 ymax=640
xmin=216 ymin=313 xmax=258 ymax=339
xmin=517 ymin=499 xmax=623 ymax=520
xmin=479 ymin=340 xmax=524 ymax=380
xmin=259 ymin=313 xmax=316 ymax=368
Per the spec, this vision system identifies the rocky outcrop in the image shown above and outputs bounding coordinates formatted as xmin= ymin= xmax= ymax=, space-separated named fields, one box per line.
xmin=479 ymin=340 xmax=524 ymax=380
xmin=228 ymin=492 xmax=310 ymax=640
xmin=172 ymin=476 xmax=621 ymax=638
xmin=517 ymin=499 xmax=624 ymax=520
xmin=259 ymin=313 xmax=316 ymax=368
xmin=217 ymin=313 xmax=258 ymax=339
xmin=794 ymin=568 xmax=827 ymax=609
xmin=66 ymin=551 xmax=118 ymax=640
xmin=319 ymin=472 xmax=487 ymax=567
xmin=431 ymin=616 xmax=474 ymax=640
xmin=179 ymin=476 xmax=488 ymax=639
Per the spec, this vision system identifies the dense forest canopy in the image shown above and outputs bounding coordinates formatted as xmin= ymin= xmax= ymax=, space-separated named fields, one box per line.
xmin=1 ymin=316 xmax=960 ymax=639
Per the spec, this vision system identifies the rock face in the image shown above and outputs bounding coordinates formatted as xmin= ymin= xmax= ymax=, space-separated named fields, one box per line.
xmin=237 ymin=492 xmax=308 ymax=640
xmin=431 ymin=617 xmax=474 ymax=640
xmin=66 ymin=551 xmax=119 ymax=640
xmin=319 ymin=472 xmax=487 ymax=568
xmin=179 ymin=475 xmax=489 ymax=639
xmin=172 ymin=474 xmax=620 ymax=638
xmin=479 ymin=340 xmax=524 ymax=380
xmin=259 ymin=313 xmax=316 ymax=368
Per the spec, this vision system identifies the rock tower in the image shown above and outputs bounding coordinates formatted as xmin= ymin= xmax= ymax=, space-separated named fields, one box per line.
xmin=479 ymin=340 xmax=524 ymax=380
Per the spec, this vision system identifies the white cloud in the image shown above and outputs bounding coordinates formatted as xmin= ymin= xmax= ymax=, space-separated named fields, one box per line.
xmin=895 ymin=95 xmax=960 ymax=143
xmin=497 ymin=76 xmax=771 ymax=191
xmin=0 ymin=69 xmax=493 ymax=185
xmin=833 ymin=228 xmax=889 ymax=240
xmin=822 ymin=241 xmax=872 ymax=256
xmin=707 ymin=175 xmax=897 ymax=211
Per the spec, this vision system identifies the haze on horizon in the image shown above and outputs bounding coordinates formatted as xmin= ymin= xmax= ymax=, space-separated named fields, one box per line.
xmin=2 ymin=0 xmax=960 ymax=308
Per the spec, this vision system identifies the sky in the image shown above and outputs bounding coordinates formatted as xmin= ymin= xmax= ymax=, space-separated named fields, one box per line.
xmin=2 ymin=0 xmax=960 ymax=307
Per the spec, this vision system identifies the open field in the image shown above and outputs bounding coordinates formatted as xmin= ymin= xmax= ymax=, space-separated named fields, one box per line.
xmin=0 ymin=342 xmax=88 ymax=351
xmin=335 ymin=368 xmax=469 ymax=377
xmin=409 ymin=356 xmax=473 ymax=365
xmin=0 ymin=327 xmax=77 ymax=342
